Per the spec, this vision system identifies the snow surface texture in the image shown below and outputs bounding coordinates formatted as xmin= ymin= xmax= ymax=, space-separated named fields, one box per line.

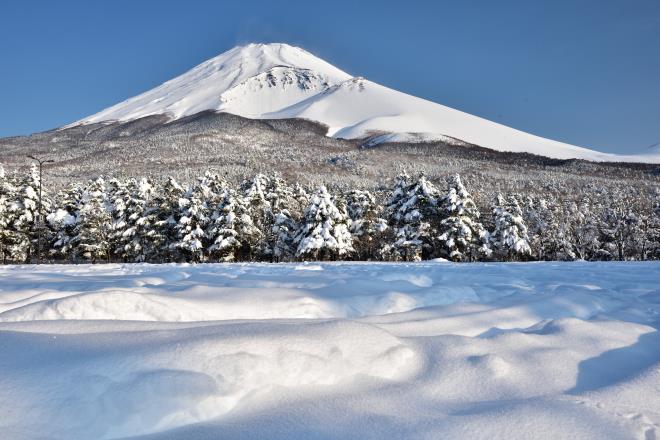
xmin=73 ymin=43 xmax=660 ymax=163
xmin=1 ymin=262 xmax=659 ymax=440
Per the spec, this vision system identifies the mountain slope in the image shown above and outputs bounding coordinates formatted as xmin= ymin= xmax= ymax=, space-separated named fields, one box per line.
xmin=72 ymin=43 xmax=660 ymax=163
xmin=267 ymin=77 xmax=617 ymax=161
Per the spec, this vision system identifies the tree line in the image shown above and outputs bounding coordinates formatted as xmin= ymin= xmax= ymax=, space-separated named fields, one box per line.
xmin=1 ymin=164 xmax=658 ymax=264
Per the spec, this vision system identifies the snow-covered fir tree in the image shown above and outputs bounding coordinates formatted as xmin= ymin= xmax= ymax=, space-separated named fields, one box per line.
xmin=152 ymin=176 xmax=186 ymax=262
xmin=293 ymin=183 xmax=310 ymax=212
xmin=345 ymin=189 xmax=388 ymax=260
xmin=598 ymin=191 xmax=642 ymax=261
xmin=436 ymin=174 xmax=490 ymax=261
xmin=267 ymin=176 xmax=300 ymax=215
xmin=207 ymin=187 xmax=261 ymax=262
xmin=491 ymin=194 xmax=531 ymax=260
xmin=132 ymin=178 xmax=165 ymax=262
xmin=172 ymin=181 xmax=210 ymax=262
xmin=384 ymin=172 xmax=410 ymax=219
xmin=241 ymin=174 xmax=273 ymax=259
xmin=544 ymin=199 xmax=576 ymax=261
xmin=71 ymin=177 xmax=113 ymax=262
xmin=5 ymin=164 xmax=44 ymax=262
xmin=522 ymin=196 xmax=544 ymax=259
xmin=564 ymin=199 xmax=601 ymax=260
xmin=0 ymin=165 xmax=19 ymax=262
xmin=294 ymin=186 xmax=354 ymax=261
xmin=526 ymin=198 xmax=573 ymax=261
xmin=198 ymin=170 xmax=228 ymax=204
xmin=384 ymin=174 xmax=440 ymax=261
xmin=115 ymin=178 xmax=158 ymax=262
xmin=107 ymin=178 xmax=133 ymax=260
xmin=271 ymin=209 xmax=297 ymax=261
xmin=264 ymin=177 xmax=301 ymax=261
xmin=46 ymin=184 xmax=81 ymax=261
xmin=647 ymin=196 xmax=660 ymax=260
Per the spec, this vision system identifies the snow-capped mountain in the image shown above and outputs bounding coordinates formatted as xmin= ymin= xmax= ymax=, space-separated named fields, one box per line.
xmin=78 ymin=44 xmax=350 ymax=124
xmin=74 ymin=43 xmax=659 ymax=163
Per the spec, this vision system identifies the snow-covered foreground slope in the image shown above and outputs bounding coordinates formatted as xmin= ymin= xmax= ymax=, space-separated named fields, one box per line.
xmin=1 ymin=262 xmax=659 ymax=439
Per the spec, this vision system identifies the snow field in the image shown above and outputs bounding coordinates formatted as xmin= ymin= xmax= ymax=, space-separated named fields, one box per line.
xmin=0 ymin=262 xmax=659 ymax=439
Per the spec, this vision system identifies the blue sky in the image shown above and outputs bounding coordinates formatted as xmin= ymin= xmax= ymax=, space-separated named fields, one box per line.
xmin=1 ymin=0 xmax=658 ymax=154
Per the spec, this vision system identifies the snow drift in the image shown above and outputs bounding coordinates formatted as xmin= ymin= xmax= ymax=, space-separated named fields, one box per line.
xmin=72 ymin=43 xmax=660 ymax=163
xmin=1 ymin=262 xmax=659 ymax=440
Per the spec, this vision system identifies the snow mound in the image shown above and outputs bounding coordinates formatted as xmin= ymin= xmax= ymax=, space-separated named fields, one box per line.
xmin=0 ymin=288 xmax=344 ymax=322
xmin=0 ymin=319 xmax=416 ymax=439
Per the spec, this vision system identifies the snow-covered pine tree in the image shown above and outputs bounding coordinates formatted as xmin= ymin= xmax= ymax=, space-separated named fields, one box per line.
xmin=0 ymin=165 xmax=19 ymax=263
xmin=576 ymin=198 xmax=610 ymax=261
xmin=436 ymin=174 xmax=490 ymax=261
xmin=384 ymin=172 xmax=410 ymax=219
xmin=490 ymin=193 xmax=531 ymax=261
xmin=241 ymin=174 xmax=273 ymax=260
xmin=620 ymin=207 xmax=643 ymax=261
xmin=538 ymin=198 xmax=568 ymax=260
xmin=6 ymin=164 xmax=43 ymax=262
xmin=71 ymin=177 xmax=113 ymax=262
xmin=198 ymin=170 xmax=228 ymax=204
xmin=173 ymin=181 xmax=210 ymax=262
xmin=384 ymin=174 xmax=440 ymax=261
xmin=522 ymin=196 xmax=571 ymax=261
xmin=293 ymin=183 xmax=310 ymax=212
xmin=627 ymin=194 xmax=659 ymax=261
xmin=294 ymin=186 xmax=354 ymax=261
xmin=647 ymin=196 xmax=660 ymax=260
xmin=267 ymin=176 xmax=299 ymax=215
xmin=345 ymin=189 xmax=388 ymax=260
xmin=598 ymin=191 xmax=641 ymax=261
xmin=522 ymin=196 xmax=543 ymax=259
xmin=152 ymin=176 xmax=186 ymax=262
xmin=271 ymin=210 xmax=297 ymax=261
xmin=46 ymin=184 xmax=81 ymax=261
xmin=382 ymin=172 xmax=413 ymax=262
xmin=266 ymin=176 xmax=300 ymax=261
xmin=207 ymin=187 xmax=261 ymax=262
xmin=0 ymin=165 xmax=10 ymax=261
xmin=132 ymin=178 xmax=165 ymax=262
xmin=116 ymin=178 xmax=158 ymax=262
xmin=564 ymin=199 xmax=601 ymax=260
xmin=107 ymin=178 xmax=133 ymax=261
xmin=543 ymin=200 xmax=576 ymax=261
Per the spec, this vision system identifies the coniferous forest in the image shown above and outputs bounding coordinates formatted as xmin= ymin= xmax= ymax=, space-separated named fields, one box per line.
xmin=1 ymin=163 xmax=658 ymax=264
